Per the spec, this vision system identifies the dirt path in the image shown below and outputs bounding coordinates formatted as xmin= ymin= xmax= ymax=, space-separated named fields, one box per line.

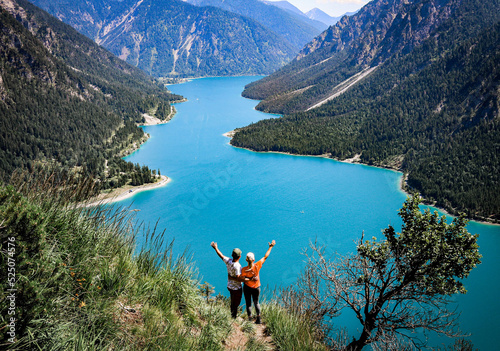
xmin=223 ymin=321 xmax=248 ymax=350
xmin=255 ymin=323 xmax=273 ymax=348
xmin=223 ymin=319 xmax=274 ymax=350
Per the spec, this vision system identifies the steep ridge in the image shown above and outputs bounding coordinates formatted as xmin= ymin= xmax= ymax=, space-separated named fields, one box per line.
xmin=29 ymin=0 xmax=296 ymax=77
xmin=232 ymin=0 xmax=500 ymax=221
xmin=185 ymin=0 xmax=325 ymax=50
xmin=243 ymin=0 xmax=463 ymax=114
xmin=0 ymin=0 xmax=180 ymax=186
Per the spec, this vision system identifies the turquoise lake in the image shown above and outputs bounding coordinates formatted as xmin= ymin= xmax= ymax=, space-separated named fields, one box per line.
xmin=120 ymin=76 xmax=500 ymax=350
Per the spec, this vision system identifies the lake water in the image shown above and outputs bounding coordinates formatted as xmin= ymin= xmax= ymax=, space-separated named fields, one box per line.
xmin=120 ymin=76 xmax=500 ymax=350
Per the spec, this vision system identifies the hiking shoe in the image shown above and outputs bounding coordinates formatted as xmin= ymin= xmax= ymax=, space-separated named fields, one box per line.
xmin=255 ymin=316 xmax=261 ymax=324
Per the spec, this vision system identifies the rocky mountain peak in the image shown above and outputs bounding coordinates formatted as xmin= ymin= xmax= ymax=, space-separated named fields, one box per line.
xmin=297 ymin=0 xmax=457 ymax=66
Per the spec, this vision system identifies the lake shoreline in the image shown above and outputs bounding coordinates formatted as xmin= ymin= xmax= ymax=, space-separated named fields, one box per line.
xmin=84 ymin=99 xmax=182 ymax=207
xmin=223 ymin=130 xmax=499 ymax=226
xmin=82 ymin=175 xmax=171 ymax=207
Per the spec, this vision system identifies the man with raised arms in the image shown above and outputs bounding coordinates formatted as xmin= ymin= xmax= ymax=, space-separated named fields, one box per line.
xmin=211 ymin=242 xmax=253 ymax=319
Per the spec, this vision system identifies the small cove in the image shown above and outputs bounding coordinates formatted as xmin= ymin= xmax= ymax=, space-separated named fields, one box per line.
xmin=120 ymin=76 xmax=500 ymax=350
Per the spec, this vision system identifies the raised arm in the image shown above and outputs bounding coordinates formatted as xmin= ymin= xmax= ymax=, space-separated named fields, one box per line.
xmin=261 ymin=240 xmax=276 ymax=262
xmin=211 ymin=242 xmax=225 ymax=261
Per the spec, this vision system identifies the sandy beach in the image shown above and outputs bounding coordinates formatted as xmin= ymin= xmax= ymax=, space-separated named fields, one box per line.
xmin=223 ymin=130 xmax=236 ymax=138
xmin=140 ymin=113 xmax=164 ymax=125
xmin=82 ymin=175 xmax=171 ymax=207
xmin=139 ymin=111 xmax=174 ymax=126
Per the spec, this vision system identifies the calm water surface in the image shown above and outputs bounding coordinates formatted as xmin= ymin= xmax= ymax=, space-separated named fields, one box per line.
xmin=120 ymin=76 xmax=499 ymax=350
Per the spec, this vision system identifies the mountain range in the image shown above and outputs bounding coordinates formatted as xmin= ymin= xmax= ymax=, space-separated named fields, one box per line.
xmin=185 ymin=0 xmax=326 ymax=50
xmin=232 ymin=0 xmax=500 ymax=221
xmin=29 ymin=0 xmax=302 ymax=77
xmin=243 ymin=0 xmax=482 ymax=113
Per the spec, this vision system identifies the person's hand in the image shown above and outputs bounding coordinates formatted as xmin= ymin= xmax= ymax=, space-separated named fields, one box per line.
xmin=269 ymin=240 xmax=276 ymax=247
xmin=211 ymin=242 xmax=217 ymax=249
xmin=251 ymin=276 xmax=258 ymax=281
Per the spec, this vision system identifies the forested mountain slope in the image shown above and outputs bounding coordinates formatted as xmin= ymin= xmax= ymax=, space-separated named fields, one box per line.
xmin=185 ymin=0 xmax=325 ymax=51
xmin=232 ymin=0 xmax=500 ymax=222
xmin=29 ymin=0 xmax=296 ymax=77
xmin=244 ymin=0 xmax=487 ymax=114
xmin=0 ymin=0 xmax=181 ymax=188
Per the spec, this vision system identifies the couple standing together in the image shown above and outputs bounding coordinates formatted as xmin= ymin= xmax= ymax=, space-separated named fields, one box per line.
xmin=211 ymin=240 xmax=276 ymax=324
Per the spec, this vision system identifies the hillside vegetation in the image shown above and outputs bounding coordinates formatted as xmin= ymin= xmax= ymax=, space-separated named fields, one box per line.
xmin=29 ymin=0 xmax=297 ymax=78
xmin=232 ymin=0 xmax=500 ymax=222
xmin=0 ymin=0 xmax=182 ymax=191
xmin=0 ymin=173 xmax=326 ymax=350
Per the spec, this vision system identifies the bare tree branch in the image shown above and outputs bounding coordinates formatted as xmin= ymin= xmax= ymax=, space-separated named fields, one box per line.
xmin=281 ymin=195 xmax=481 ymax=351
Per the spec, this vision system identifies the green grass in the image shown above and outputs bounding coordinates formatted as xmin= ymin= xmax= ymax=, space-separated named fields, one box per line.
xmin=0 ymin=172 xmax=328 ymax=350
xmin=261 ymin=302 xmax=328 ymax=351
xmin=0 ymin=173 xmax=227 ymax=350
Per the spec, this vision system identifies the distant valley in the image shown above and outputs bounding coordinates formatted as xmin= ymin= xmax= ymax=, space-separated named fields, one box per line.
xmin=0 ymin=0 xmax=498 ymax=222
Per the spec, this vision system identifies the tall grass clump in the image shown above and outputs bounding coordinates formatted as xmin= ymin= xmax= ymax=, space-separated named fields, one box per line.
xmin=261 ymin=301 xmax=328 ymax=351
xmin=0 ymin=170 xmax=233 ymax=350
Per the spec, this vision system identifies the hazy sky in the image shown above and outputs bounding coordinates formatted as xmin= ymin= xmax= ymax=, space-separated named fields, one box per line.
xmin=267 ymin=0 xmax=370 ymax=17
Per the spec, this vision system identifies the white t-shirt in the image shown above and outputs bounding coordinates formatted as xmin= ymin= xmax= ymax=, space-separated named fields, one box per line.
xmin=223 ymin=256 xmax=242 ymax=290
